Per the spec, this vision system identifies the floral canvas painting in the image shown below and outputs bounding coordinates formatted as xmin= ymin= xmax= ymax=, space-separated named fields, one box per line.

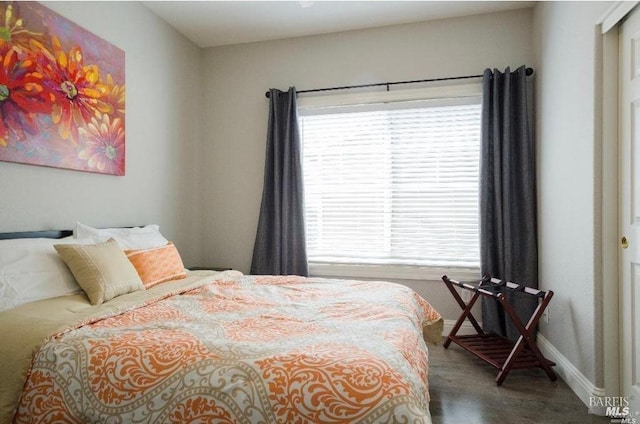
xmin=0 ymin=1 xmax=125 ymax=175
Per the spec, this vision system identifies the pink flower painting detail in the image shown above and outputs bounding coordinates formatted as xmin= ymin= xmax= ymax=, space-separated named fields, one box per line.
xmin=0 ymin=2 xmax=125 ymax=175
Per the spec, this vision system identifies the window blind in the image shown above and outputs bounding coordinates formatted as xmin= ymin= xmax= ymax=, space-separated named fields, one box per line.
xmin=299 ymin=96 xmax=481 ymax=269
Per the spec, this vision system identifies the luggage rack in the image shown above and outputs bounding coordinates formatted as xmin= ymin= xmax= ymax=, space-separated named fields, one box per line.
xmin=441 ymin=274 xmax=557 ymax=385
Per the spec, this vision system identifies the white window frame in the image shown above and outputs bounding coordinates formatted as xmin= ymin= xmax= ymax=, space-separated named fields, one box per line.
xmin=298 ymin=83 xmax=483 ymax=281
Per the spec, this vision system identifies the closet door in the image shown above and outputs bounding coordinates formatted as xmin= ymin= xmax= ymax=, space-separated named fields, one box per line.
xmin=619 ymin=6 xmax=640 ymax=417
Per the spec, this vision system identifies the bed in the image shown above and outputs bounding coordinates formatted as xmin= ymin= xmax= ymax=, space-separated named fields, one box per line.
xmin=0 ymin=225 xmax=443 ymax=424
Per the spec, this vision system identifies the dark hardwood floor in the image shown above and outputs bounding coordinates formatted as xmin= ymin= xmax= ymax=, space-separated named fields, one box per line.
xmin=428 ymin=341 xmax=611 ymax=424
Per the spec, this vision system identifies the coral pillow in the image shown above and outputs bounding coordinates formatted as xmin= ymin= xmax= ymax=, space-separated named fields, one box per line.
xmin=125 ymin=242 xmax=187 ymax=289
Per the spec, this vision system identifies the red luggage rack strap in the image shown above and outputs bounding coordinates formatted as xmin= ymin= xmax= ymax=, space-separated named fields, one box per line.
xmin=441 ymin=274 xmax=557 ymax=385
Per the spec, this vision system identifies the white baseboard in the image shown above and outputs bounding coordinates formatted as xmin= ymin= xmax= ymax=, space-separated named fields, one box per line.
xmin=443 ymin=319 xmax=481 ymax=336
xmin=537 ymin=334 xmax=607 ymax=416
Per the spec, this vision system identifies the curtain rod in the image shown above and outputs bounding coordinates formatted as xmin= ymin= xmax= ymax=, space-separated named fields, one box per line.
xmin=264 ymin=67 xmax=534 ymax=99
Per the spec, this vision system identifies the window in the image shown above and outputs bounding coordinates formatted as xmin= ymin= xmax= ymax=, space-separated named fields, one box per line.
xmin=298 ymin=85 xmax=481 ymax=279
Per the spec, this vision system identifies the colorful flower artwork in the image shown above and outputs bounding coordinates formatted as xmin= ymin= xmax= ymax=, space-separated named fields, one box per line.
xmin=0 ymin=2 xmax=125 ymax=175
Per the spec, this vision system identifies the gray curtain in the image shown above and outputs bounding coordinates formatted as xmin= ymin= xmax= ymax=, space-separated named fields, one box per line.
xmin=480 ymin=66 xmax=537 ymax=341
xmin=250 ymin=87 xmax=309 ymax=276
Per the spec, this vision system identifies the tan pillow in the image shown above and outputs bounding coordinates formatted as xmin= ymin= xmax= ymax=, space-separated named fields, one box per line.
xmin=54 ymin=238 xmax=144 ymax=305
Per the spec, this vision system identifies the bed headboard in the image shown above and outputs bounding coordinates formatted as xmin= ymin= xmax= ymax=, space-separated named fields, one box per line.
xmin=0 ymin=230 xmax=73 ymax=240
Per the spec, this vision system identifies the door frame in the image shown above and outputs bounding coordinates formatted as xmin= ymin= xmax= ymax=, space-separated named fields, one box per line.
xmin=598 ymin=0 xmax=639 ymax=404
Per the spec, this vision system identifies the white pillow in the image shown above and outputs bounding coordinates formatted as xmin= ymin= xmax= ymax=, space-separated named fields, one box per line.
xmin=74 ymin=222 xmax=168 ymax=250
xmin=0 ymin=237 xmax=93 ymax=312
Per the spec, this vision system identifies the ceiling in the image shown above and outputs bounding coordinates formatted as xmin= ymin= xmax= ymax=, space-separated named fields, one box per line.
xmin=143 ymin=1 xmax=535 ymax=48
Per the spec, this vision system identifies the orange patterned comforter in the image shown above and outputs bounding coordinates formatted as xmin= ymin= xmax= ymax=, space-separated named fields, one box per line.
xmin=13 ymin=273 xmax=441 ymax=423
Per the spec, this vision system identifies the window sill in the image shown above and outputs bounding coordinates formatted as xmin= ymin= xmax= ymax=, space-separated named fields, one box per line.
xmin=308 ymin=262 xmax=481 ymax=282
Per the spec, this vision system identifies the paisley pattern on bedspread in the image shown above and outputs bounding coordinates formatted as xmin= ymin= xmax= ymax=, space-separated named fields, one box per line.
xmin=14 ymin=275 xmax=440 ymax=423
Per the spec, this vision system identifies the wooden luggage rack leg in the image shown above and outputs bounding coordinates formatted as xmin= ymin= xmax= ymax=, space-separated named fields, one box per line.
xmin=441 ymin=275 xmax=557 ymax=385
xmin=442 ymin=277 xmax=484 ymax=348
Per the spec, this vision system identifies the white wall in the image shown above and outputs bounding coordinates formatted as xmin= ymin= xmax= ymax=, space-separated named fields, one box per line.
xmin=201 ymin=8 xmax=534 ymax=320
xmin=533 ymin=1 xmax=610 ymax=389
xmin=0 ymin=2 xmax=203 ymax=266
